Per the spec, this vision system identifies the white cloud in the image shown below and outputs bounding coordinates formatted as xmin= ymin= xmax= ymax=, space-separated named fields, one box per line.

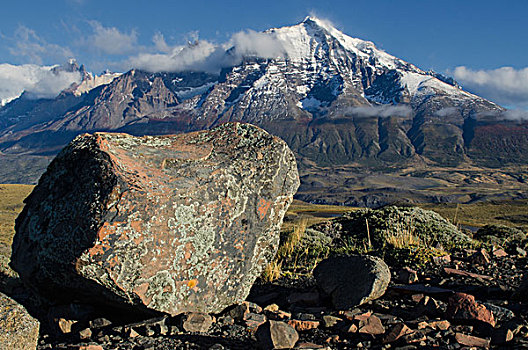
xmin=453 ymin=66 xmax=528 ymax=108
xmin=228 ymin=30 xmax=285 ymax=59
xmin=434 ymin=107 xmax=458 ymax=117
xmin=8 ymin=26 xmax=74 ymax=65
xmin=478 ymin=109 xmax=528 ymax=121
xmin=503 ymin=109 xmax=528 ymax=120
xmin=126 ymin=30 xmax=285 ymax=73
xmin=127 ymin=40 xmax=221 ymax=73
xmin=346 ymin=105 xmax=413 ymax=118
xmin=152 ymin=32 xmax=170 ymax=53
xmin=86 ymin=21 xmax=138 ymax=55
xmin=0 ymin=64 xmax=81 ymax=104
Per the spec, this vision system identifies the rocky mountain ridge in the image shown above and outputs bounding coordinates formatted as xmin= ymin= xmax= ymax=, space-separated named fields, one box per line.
xmin=1 ymin=17 xmax=527 ymax=205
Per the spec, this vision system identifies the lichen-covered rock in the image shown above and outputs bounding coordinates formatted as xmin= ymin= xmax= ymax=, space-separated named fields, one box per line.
xmin=10 ymin=123 xmax=299 ymax=315
xmin=314 ymin=255 xmax=391 ymax=309
xmin=0 ymin=292 xmax=40 ymax=350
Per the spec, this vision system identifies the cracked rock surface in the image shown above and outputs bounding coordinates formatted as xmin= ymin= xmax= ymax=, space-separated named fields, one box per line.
xmin=10 ymin=122 xmax=299 ymax=315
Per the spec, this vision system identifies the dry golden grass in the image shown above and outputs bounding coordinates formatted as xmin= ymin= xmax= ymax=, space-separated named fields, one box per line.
xmin=261 ymin=260 xmax=282 ymax=283
xmin=278 ymin=218 xmax=307 ymax=257
xmin=0 ymin=184 xmax=33 ymax=247
xmin=283 ymin=199 xmax=355 ymax=230
xmin=382 ymin=217 xmax=422 ymax=249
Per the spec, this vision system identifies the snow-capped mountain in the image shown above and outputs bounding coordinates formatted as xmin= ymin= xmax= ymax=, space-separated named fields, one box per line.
xmin=1 ymin=17 xmax=526 ymax=202
xmin=0 ymin=60 xmax=120 ymax=106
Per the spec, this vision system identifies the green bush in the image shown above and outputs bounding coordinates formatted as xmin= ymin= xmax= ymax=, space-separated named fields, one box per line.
xmin=474 ymin=224 xmax=527 ymax=251
xmin=315 ymin=206 xmax=473 ymax=251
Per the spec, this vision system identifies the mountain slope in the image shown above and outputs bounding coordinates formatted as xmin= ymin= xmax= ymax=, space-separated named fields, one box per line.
xmin=1 ymin=17 xmax=526 ymax=205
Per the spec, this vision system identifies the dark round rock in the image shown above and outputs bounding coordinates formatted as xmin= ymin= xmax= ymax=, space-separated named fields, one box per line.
xmin=314 ymin=255 xmax=391 ymax=309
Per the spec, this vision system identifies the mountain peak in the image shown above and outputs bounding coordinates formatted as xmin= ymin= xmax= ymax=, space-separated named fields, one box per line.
xmin=301 ymin=16 xmax=337 ymax=31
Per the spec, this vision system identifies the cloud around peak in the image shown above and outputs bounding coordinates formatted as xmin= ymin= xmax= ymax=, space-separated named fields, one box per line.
xmin=127 ymin=29 xmax=286 ymax=73
xmin=0 ymin=64 xmax=81 ymax=105
xmin=453 ymin=66 xmax=528 ymax=109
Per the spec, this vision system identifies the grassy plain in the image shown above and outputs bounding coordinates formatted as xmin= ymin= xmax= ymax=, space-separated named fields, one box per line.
xmin=0 ymin=184 xmax=33 ymax=247
xmin=1 ymin=184 xmax=527 ymax=278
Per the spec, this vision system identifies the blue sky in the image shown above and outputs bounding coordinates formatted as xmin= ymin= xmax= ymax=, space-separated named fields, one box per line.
xmin=0 ymin=0 xmax=527 ymax=109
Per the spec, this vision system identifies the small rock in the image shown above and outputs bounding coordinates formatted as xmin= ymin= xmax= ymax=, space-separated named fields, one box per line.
xmin=326 ymin=335 xmax=339 ymax=343
xmin=516 ymin=247 xmax=527 ymax=257
xmin=128 ymin=327 xmax=140 ymax=338
xmin=267 ymin=309 xmax=292 ymax=321
xmin=411 ymin=294 xmax=424 ymax=303
xmin=397 ymin=267 xmax=418 ymax=284
xmin=455 ymin=333 xmax=490 ymax=348
xmin=428 ymin=320 xmax=450 ymax=331
xmin=322 ymin=315 xmax=343 ymax=328
xmin=415 ymin=295 xmax=444 ymax=317
xmin=358 ymin=314 xmax=385 ymax=335
xmin=58 ymin=318 xmax=76 ymax=334
xmin=491 ymin=328 xmax=514 ymax=344
xmin=470 ymin=248 xmax=491 ymax=265
xmin=181 ymin=312 xmax=213 ymax=333
xmin=244 ymin=312 xmax=267 ymax=332
xmin=292 ymin=313 xmax=316 ymax=321
xmin=89 ymin=317 xmax=112 ymax=329
xmin=0 ymin=292 xmax=40 ymax=350
xmin=217 ymin=315 xmax=235 ymax=326
xmin=314 ymin=255 xmax=391 ymax=309
xmin=256 ymin=320 xmax=299 ymax=350
xmin=383 ymin=323 xmax=413 ymax=343
xmin=78 ymin=327 xmax=92 ymax=340
xmin=446 ymin=293 xmax=495 ymax=328
xmin=77 ymin=346 xmax=104 ymax=350
xmin=340 ymin=308 xmax=364 ymax=320
xmin=483 ymin=302 xmax=515 ymax=322
xmin=245 ymin=301 xmax=263 ymax=314
xmin=124 ymin=316 xmax=168 ymax=337
xmin=443 ymin=267 xmax=492 ymax=281
xmin=492 ymin=249 xmax=508 ymax=257
xmin=287 ymin=319 xmax=320 ymax=332
xmin=347 ymin=324 xmax=358 ymax=333
xmin=350 ymin=311 xmax=372 ymax=321
xmin=402 ymin=330 xmax=427 ymax=344
xmin=227 ymin=303 xmax=250 ymax=321
xmin=264 ymin=304 xmax=280 ymax=312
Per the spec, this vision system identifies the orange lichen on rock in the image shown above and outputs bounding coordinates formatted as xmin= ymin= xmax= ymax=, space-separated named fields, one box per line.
xmin=10 ymin=123 xmax=300 ymax=316
xmin=257 ymin=198 xmax=271 ymax=220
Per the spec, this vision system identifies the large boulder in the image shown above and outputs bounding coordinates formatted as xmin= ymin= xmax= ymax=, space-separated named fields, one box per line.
xmin=0 ymin=292 xmax=40 ymax=350
xmin=314 ymin=255 xmax=391 ymax=309
xmin=10 ymin=123 xmax=299 ymax=315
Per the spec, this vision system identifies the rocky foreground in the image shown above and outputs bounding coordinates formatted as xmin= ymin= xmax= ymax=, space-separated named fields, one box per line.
xmin=2 ymin=243 xmax=522 ymax=350
xmin=1 ymin=209 xmax=526 ymax=349
xmin=0 ymin=123 xmax=526 ymax=349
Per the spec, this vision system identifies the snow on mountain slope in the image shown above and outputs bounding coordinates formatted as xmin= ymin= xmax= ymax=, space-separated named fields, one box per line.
xmin=71 ymin=71 xmax=122 ymax=96
xmin=0 ymin=60 xmax=120 ymax=106
xmin=263 ymin=16 xmax=499 ymax=110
